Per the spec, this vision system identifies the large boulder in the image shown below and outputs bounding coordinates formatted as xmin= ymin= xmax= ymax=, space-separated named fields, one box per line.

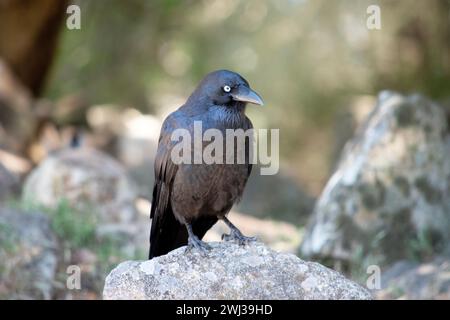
xmin=300 ymin=92 xmax=450 ymax=267
xmin=22 ymin=147 xmax=138 ymax=225
xmin=0 ymin=207 xmax=58 ymax=299
xmin=103 ymin=242 xmax=372 ymax=300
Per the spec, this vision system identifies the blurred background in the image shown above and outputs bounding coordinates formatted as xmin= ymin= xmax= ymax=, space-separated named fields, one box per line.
xmin=0 ymin=0 xmax=449 ymax=299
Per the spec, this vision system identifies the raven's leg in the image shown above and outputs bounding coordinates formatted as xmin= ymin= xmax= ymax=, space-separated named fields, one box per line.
xmin=185 ymin=222 xmax=210 ymax=253
xmin=221 ymin=216 xmax=257 ymax=245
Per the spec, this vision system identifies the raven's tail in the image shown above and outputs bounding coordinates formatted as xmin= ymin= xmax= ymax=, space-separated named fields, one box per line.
xmin=149 ymin=182 xmax=188 ymax=259
xmin=149 ymin=208 xmax=219 ymax=258
xmin=148 ymin=182 xmax=219 ymax=259
xmin=149 ymin=206 xmax=189 ymax=259
xmin=148 ymin=182 xmax=217 ymax=259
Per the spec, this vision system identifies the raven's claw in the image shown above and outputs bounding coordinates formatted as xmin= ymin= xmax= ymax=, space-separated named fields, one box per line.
xmin=186 ymin=235 xmax=211 ymax=254
xmin=221 ymin=230 xmax=257 ymax=246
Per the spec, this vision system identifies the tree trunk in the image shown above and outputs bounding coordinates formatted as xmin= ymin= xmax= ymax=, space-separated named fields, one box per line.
xmin=0 ymin=0 xmax=68 ymax=96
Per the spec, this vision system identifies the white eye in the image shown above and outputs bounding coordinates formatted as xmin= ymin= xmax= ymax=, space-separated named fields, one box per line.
xmin=223 ymin=85 xmax=231 ymax=93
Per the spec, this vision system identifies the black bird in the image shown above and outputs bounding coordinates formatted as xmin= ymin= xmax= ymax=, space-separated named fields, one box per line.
xmin=149 ymin=70 xmax=263 ymax=259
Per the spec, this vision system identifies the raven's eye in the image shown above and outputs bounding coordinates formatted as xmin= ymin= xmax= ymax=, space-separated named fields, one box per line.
xmin=223 ymin=85 xmax=231 ymax=93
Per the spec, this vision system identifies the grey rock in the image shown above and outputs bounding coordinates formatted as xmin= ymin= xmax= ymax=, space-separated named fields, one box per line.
xmin=103 ymin=241 xmax=372 ymax=300
xmin=376 ymin=257 xmax=450 ymax=299
xmin=0 ymin=207 xmax=58 ymax=299
xmin=22 ymin=147 xmax=138 ymax=225
xmin=300 ymin=92 xmax=450 ymax=266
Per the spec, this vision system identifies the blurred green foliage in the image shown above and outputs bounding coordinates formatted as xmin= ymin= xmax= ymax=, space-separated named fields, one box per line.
xmin=47 ymin=1 xmax=450 ymax=112
xmin=0 ymin=222 xmax=18 ymax=254
xmin=45 ymin=0 xmax=450 ymax=190
xmin=46 ymin=199 xmax=97 ymax=247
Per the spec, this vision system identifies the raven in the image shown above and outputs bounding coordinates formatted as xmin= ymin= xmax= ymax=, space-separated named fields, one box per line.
xmin=149 ymin=70 xmax=263 ymax=259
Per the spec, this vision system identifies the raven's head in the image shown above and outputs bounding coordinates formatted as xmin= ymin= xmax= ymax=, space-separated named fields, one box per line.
xmin=191 ymin=70 xmax=264 ymax=108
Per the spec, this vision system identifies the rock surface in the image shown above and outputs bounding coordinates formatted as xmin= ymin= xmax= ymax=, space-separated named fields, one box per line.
xmin=103 ymin=242 xmax=372 ymax=300
xmin=22 ymin=147 xmax=138 ymax=225
xmin=376 ymin=256 xmax=450 ymax=300
xmin=300 ymin=92 xmax=450 ymax=266
xmin=0 ymin=207 xmax=58 ymax=299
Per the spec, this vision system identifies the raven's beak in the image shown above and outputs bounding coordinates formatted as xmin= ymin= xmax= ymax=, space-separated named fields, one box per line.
xmin=231 ymin=86 xmax=264 ymax=106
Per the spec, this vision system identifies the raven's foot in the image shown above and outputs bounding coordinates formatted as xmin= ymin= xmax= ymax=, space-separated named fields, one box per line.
xmin=186 ymin=235 xmax=211 ymax=254
xmin=185 ymin=222 xmax=210 ymax=255
xmin=221 ymin=229 xmax=257 ymax=246
xmin=220 ymin=216 xmax=257 ymax=246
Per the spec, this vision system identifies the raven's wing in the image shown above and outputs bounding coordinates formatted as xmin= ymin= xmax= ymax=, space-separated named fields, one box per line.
xmin=192 ymin=116 xmax=254 ymax=236
xmin=149 ymin=116 xmax=187 ymax=258
xmin=149 ymin=113 xmax=254 ymax=258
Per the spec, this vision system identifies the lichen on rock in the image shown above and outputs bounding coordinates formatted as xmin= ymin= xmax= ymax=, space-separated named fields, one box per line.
xmin=299 ymin=92 xmax=450 ymax=268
